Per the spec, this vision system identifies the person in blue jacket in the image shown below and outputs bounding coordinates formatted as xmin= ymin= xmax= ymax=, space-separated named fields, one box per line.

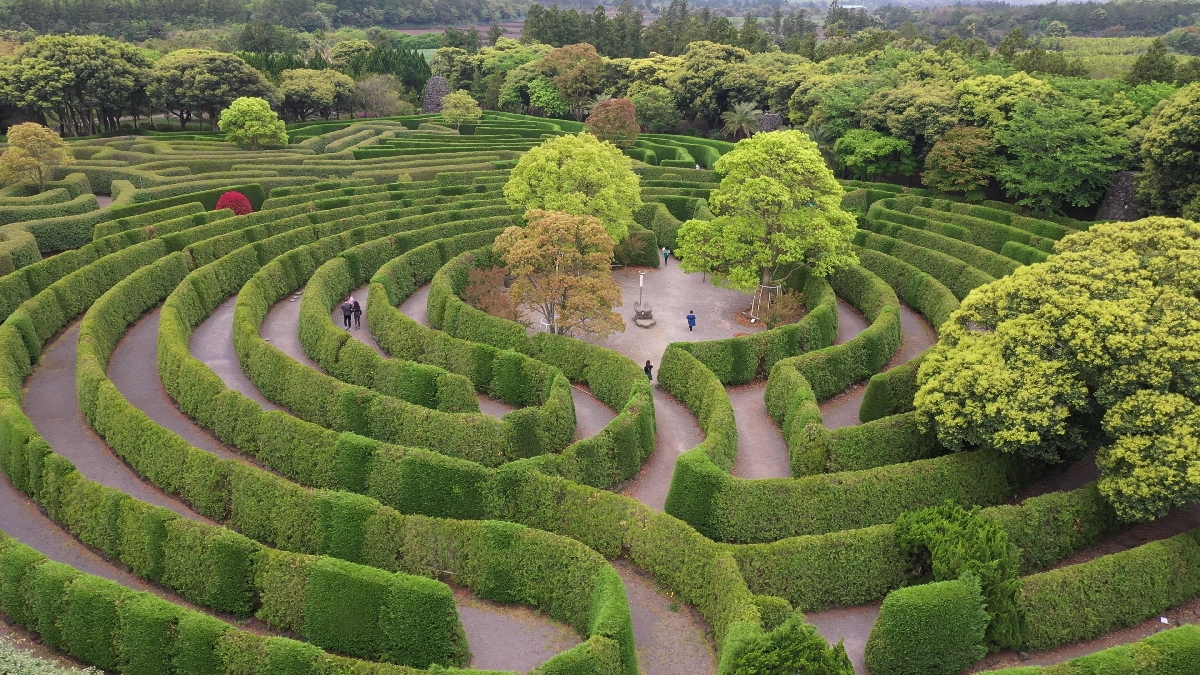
xmin=686 ymin=310 xmax=696 ymax=332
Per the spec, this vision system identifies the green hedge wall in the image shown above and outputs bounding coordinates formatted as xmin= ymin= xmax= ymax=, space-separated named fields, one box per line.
xmin=864 ymin=576 xmax=989 ymax=675
xmin=853 ymin=230 xmax=995 ymax=301
xmin=858 ymin=356 xmax=923 ymax=423
xmin=677 ymin=267 xmax=838 ymax=385
xmin=107 ymin=183 xmax=268 ymax=219
xmin=0 ymin=532 xmax=459 ymax=675
xmin=1018 ymin=528 xmax=1200 ymax=651
xmin=853 ymin=248 xmax=959 ymax=333
xmin=860 ymin=217 xmax=1022 ymax=279
xmin=0 ymin=203 xmax=639 ymax=673
xmin=988 ymin=624 xmax=1200 ymax=675
xmin=369 ymin=237 xmax=656 ymax=489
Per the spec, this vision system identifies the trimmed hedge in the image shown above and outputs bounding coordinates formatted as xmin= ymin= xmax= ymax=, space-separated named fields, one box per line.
xmin=853 ymin=229 xmax=994 ymax=301
xmin=0 ymin=532 xmax=456 ymax=675
xmin=864 ymin=576 xmax=989 ymax=675
xmin=1019 ymin=528 xmax=1200 ymax=651
xmin=107 ymin=183 xmax=268 ymax=219
xmin=860 ymin=217 xmax=1021 ymax=279
xmin=370 ymin=237 xmax=656 ymax=489
xmin=858 ymin=355 xmax=923 ymax=423
xmin=676 ymin=266 xmax=838 ymax=385
xmin=854 ymin=248 xmax=959 ymax=333
xmin=988 ymin=624 xmax=1200 ymax=675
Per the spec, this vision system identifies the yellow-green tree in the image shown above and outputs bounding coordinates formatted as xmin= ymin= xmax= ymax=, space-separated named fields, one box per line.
xmin=218 ymin=97 xmax=288 ymax=151
xmin=675 ymin=130 xmax=857 ymax=291
xmin=493 ymin=209 xmax=624 ymax=338
xmin=0 ymin=122 xmax=74 ymax=192
xmin=439 ymin=90 xmax=483 ymax=129
xmin=504 ymin=133 xmax=642 ymax=243
xmin=915 ymin=217 xmax=1200 ymax=522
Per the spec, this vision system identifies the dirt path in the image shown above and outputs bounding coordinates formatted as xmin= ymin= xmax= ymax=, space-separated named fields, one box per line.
xmin=730 ymin=382 xmax=790 ymax=479
xmin=616 ymin=561 xmax=718 ymax=675
xmin=571 ymin=383 xmax=616 ymax=440
xmin=111 ymin=308 xmax=238 ymax=459
xmin=819 ymin=304 xmax=936 ymax=430
xmin=190 ymin=297 xmax=280 ymax=410
xmin=834 ymin=299 xmax=871 ymax=346
xmin=94 ymin=194 xmax=113 ymax=208
xmin=454 ymin=587 xmax=581 ymax=671
xmin=23 ymin=324 xmax=206 ymax=522
xmin=337 ymin=284 xmax=386 ymax=357
xmin=619 ymin=387 xmax=703 ymax=511
xmin=805 ymin=602 xmax=882 ymax=675
xmin=261 ymin=290 xmax=322 ymax=371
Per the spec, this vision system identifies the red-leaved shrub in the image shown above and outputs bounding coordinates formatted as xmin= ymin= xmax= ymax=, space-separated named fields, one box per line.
xmin=215 ymin=190 xmax=253 ymax=215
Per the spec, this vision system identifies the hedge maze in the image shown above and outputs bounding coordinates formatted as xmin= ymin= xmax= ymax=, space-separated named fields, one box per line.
xmin=0 ymin=112 xmax=1197 ymax=675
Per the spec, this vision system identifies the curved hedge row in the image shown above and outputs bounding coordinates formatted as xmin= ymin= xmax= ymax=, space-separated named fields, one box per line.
xmin=674 ymin=266 xmax=839 ymax=385
xmin=371 ymin=242 xmax=656 ymax=487
xmin=0 ymin=532 xmax=443 ymax=675
xmin=853 ymin=230 xmax=994 ymax=301
xmin=858 ymin=216 xmax=1021 ymax=279
xmin=0 ymin=180 xmax=642 ymax=675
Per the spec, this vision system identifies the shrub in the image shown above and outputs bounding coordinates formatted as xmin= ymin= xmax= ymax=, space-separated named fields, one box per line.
xmin=214 ymin=191 xmax=253 ymax=216
xmin=864 ymin=575 xmax=989 ymax=675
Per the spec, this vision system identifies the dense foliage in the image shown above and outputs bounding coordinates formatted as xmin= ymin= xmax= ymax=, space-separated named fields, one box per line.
xmin=503 ymin=132 xmax=642 ymax=242
xmin=218 ymin=96 xmax=288 ymax=150
xmin=915 ymin=217 xmax=1200 ymax=522
xmin=676 ymin=130 xmax=857 ymax=290
xmin=494 ymin=209 xmax=624 ymax=337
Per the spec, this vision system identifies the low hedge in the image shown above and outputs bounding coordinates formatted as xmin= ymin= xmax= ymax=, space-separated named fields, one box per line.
xmin=233 ymin=214 xmax=578 ymax=465
xmin=0 ymin=192 xmax=99 ymax=227
xmin=0 ymin=227 xmax=39 ymax=276
xmin=853 ymin=230 xmax=994 ymax=301
xmin=868 ymin=199 xmax=1057 ymax=256
xmin=634 ymin=201 xmax=682 ymax=250
xmin=1018 ymin=527 xmax=1200 ymax=651
xmin=858 ymin=355 xmax=924 ymax=423
xmin=0 ymin=208 xmax=639 ymax=674
xmin=71 ymin=252 xmax=470 ymax=666
xmin=729 ymin=482 xmax=1122 ymax=611
xmin=860 ymin=217 xmax=1022 ymax=279
xmin=676 ymin=266 xmax=838 ymax=385
xmin=762 ymin=264 xmax=903 ymax=474
xmin=370 ymin=237 xmax=656 ymax=488
xmin=91 ymin=202 xmax=208 ymax=240
xmin=0 ymin=533 xmax=441 ymax=675
xmin=864 ymin=576 xmax=989 ymax=675
xmin=854 ymin=248 xmax=959 ymax=333
xmin=107 ymin=183 xmax=268 ymax=219
xmin=1001 ymin=240 xmax=1051 ymax=265
xmin=988 ymin=624 xmax=1200 ymax=674
xmin=1 ymin=206 xmax=109 ymax=254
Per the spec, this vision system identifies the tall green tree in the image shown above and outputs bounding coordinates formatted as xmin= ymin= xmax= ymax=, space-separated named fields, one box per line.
xmin=915 ymin=217 xmax=1200 ymax=522
xmin=669 ymin=41 xmax=752 ymax=127
xmin=148 ymin=49 xmax=277 ymax=130
xmin=994 ymin=98 xmax=1128 ymax=211
xmin=278 ymin=68 xmax=354 ymax=121
xmin=676 ymin=130 xmax=858 ymax=290
xmin=504 ymin=133 xmax=642 ymax=242
xmin=834 ymin=129 xmax=917 ymax=179
xmin=1137 ymin=83 xmax=1200 ymax=215
xmin=922 ymin=126 xmax=999 ymax=201
xmin=1126 ymin=39 xmax=1177 ymax=86
xmin=0 ymin=35 xmax=150 ymax=136
xmin=219 ymin=97 xmax=288 ymax=150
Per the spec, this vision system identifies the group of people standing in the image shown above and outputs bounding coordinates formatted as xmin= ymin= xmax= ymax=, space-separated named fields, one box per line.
xmin=340 ymin=296 xmax=362 ymax=329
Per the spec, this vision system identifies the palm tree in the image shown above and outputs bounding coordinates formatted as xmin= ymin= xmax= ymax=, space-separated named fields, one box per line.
xmin=803 ymin=124 xmax=838 ymax=173
xmin=721 ymin=102 xmax=763 ymax=140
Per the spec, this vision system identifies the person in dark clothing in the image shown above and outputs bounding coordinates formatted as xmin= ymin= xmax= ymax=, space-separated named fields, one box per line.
xmin=341 ymin=298 xmax=354 ymax=329
xmin=686 ymin=311 xmax=696 ymax=332
xmin=352 ymin=299 xmax=362 ymax=329
xmin=662 ymin=247 xmax=670 ymax=265
xmin=644 ymin=360 xmax=653 ymax=380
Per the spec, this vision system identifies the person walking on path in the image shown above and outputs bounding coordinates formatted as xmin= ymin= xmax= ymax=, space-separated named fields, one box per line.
xmin=341 ymin=297 xmax=354 ymax=329
xmin=662 ymin=247 xmax=671 ymax=265
xmin=352 ymin=298 xmax=363 ymax=329
xmin=686 ymin=310 xmax=696 ymax=332
xmin=644 ymin=360 xmax=653 ymax=380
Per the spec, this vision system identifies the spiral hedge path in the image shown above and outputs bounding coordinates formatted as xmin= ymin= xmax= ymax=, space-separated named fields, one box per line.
xmin=0 ymin=114 xmax=1196 ymax=675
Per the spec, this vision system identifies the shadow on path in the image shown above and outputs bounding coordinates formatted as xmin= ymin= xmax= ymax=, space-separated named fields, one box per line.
xmin=805 ymin=602 xmax=882 ymax=675
xmin=730 ymin=382 xmax=790 ymax=479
